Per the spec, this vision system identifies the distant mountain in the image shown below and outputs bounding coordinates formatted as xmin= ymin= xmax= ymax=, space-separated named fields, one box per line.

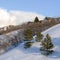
xmin=0 ymin=8 xmax=45 ymax=27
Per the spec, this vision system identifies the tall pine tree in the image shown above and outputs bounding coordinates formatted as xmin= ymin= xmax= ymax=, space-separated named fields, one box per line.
xmin=24 ymin=29 xmax=33 ymax=41
xmin=24 ymin=29 xmax=33 ymax=49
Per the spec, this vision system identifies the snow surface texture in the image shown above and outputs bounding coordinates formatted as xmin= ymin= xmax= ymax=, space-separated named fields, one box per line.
xmin=0 ymin=24 xmax=60 ymax=60
xmin=0 ymin=8 xmax=45 ymax=27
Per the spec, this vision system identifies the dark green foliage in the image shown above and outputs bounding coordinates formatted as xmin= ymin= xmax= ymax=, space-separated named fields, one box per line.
xmin=40 ymin=34 xmax=54 ymax=55
xmin=34 ymin=17 xmax=39 ymax=23
xmin=36 ymin=32 xmax=43 ymax=42
xmin=24 ymin=29 xmax=33 ymax=41
xmin=24 ymin=42 xmax=33 ymax=49
xmin=45 ymin=17 xmax=51 ymax=20
xmin=24 ymin=29 xmax=33 ymax=49
xmin=45 ymin=17 xmax=49 ymax=20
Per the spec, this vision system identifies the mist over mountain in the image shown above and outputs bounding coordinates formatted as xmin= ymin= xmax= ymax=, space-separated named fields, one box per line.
xmin=0 ymin=8 xmax=45 ymax=27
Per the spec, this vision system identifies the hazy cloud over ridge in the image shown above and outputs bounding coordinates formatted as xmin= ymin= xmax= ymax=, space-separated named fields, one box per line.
xmin=0 ymin=8 xmax=45 ymax=27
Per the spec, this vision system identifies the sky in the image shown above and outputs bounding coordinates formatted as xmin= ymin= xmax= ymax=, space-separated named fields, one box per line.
xmin=0 ymin=0 xmax=60 ymax=17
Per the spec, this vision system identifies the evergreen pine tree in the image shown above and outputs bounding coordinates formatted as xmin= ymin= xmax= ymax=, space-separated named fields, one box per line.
xmin=24 ymin=29 xmax=33 ymax=41
xmin=40 ymin=34 xmax=54 ymax=55
xmin=24 ymin=29 xmax=33 ymax=49
xmin=36 ymin=32 xmax=43 ymax=42
xmin=24 ymin=42 xmax=33 ymax=49
xmin=34 ymin=17 xmax=39 ymax=23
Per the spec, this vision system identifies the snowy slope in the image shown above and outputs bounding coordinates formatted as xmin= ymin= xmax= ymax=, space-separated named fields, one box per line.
xmin=0 ymin=24 xmax=60 ymax=60
xmin=0 ymin=8 xmax=45 ymax=27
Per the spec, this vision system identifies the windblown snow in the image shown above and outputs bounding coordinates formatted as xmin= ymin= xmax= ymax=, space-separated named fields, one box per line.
xmin=0 ymin=24 xmax=60 ymax=60
xmin=0 ymin=8 xmax=45 ymax=27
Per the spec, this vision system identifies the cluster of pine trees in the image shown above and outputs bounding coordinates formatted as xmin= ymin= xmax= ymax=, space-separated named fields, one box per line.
xmin=23 ymin=29 xmax=54 ymax=55
xmin=6 ymin=16 xmax=55 ymax=55
xmin=7 ymin=16 xmax=54 ymax=55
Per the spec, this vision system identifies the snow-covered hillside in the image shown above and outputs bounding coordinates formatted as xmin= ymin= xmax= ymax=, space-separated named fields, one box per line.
xmin=0 ymin=24 xmax=60 ymax=60
xmin=0 ymin=8 xmax=45 ymax=27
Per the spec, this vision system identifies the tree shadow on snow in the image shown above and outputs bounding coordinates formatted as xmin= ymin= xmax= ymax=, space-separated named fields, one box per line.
xmin=49 ymin=51 xmax=60 ymax=58
xmin=49 ymin=38 xmax=60 ymax=58
xmin=52 ymin=38 xmax=60 ymax=46
xmin=17 ymin=44 xmax=40 ymax=55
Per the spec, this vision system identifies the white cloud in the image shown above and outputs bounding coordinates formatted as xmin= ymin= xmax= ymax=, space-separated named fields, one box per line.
xmin=0 ymin=8 xmax=45 ymax=27
xmin=0 ymin=8 xmax=10 ymax=27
